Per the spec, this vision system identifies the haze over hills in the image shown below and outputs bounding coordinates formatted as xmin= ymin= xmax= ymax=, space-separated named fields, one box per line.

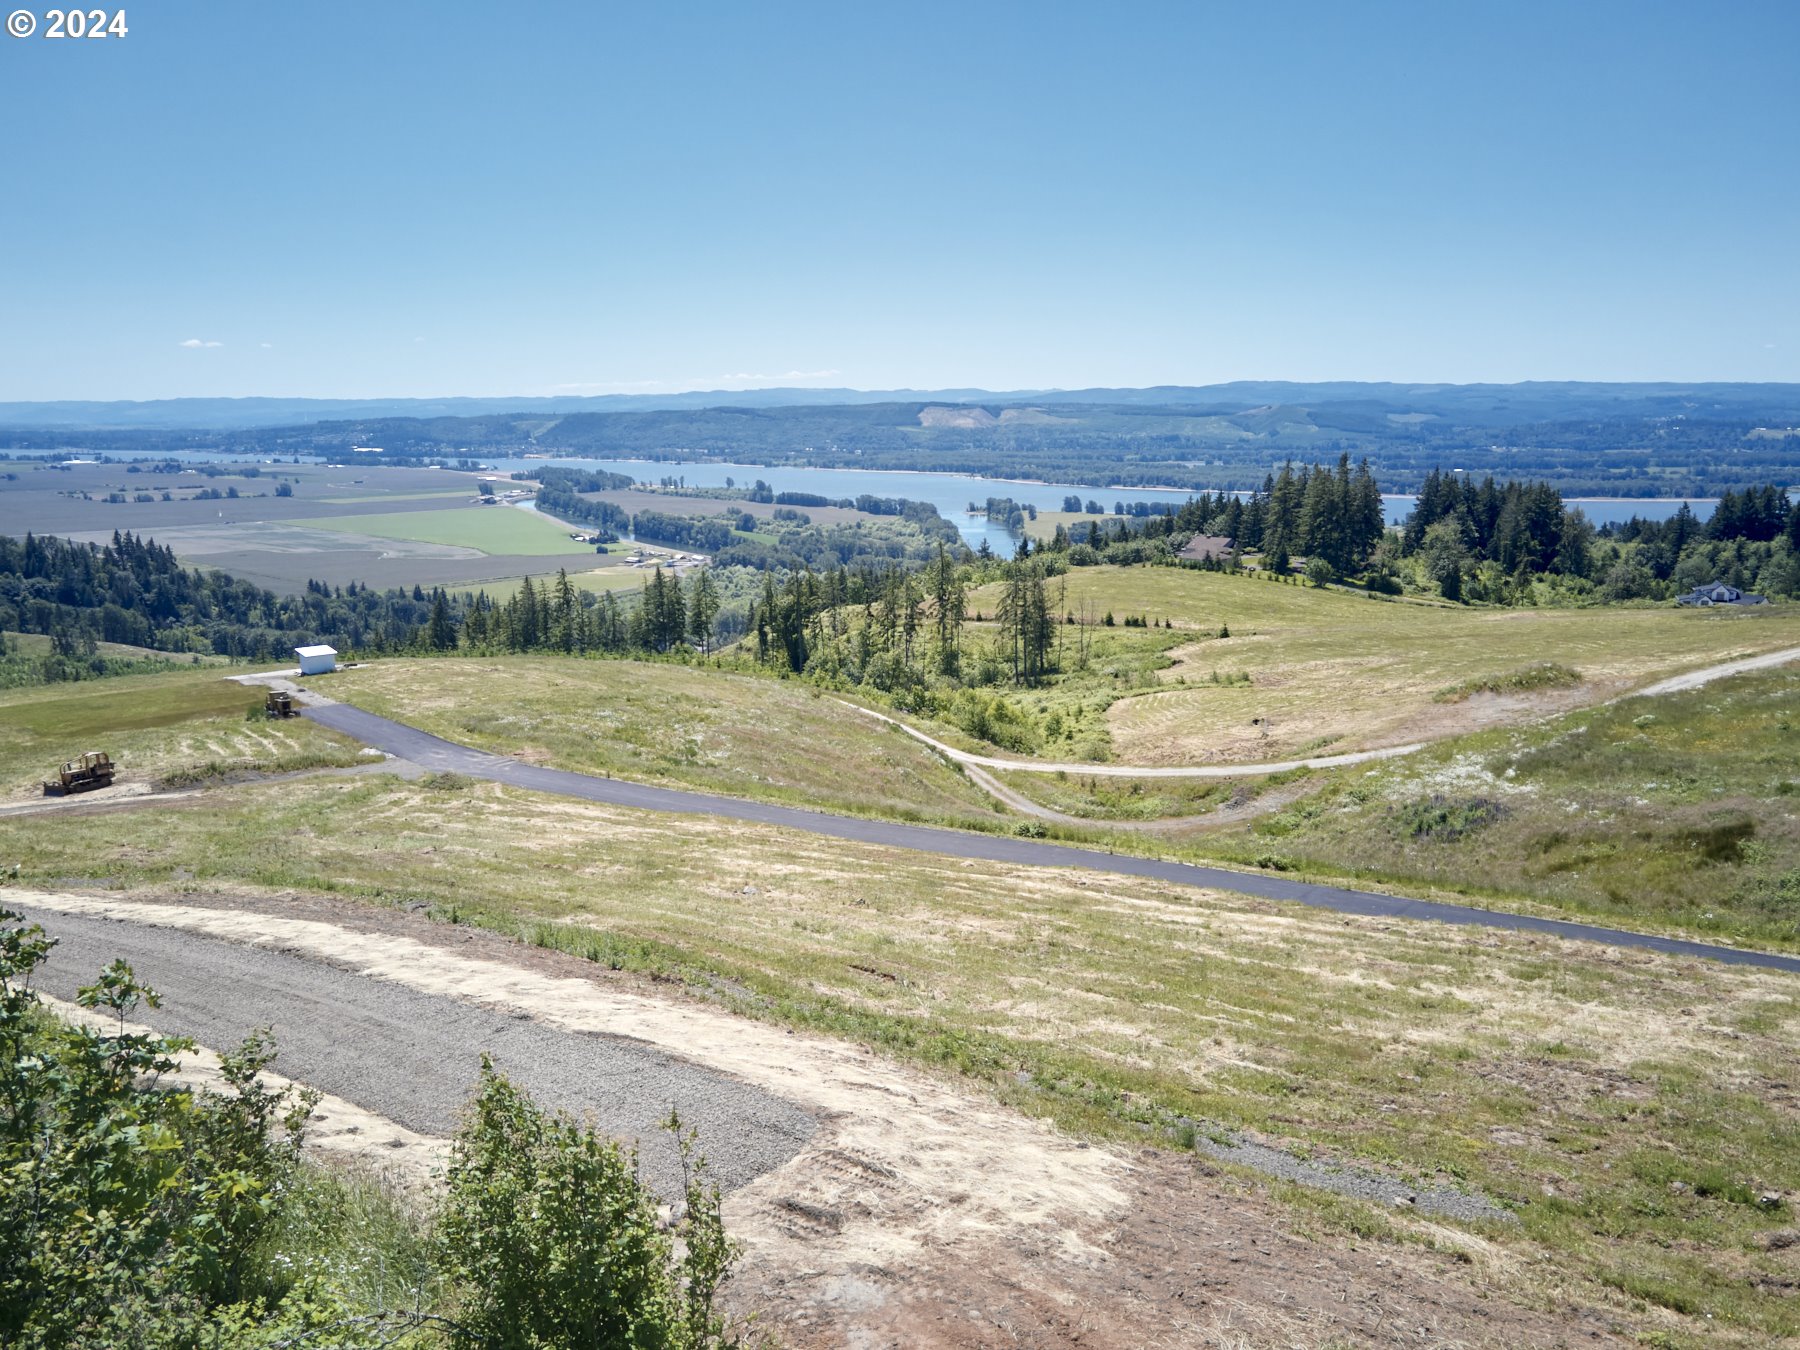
xmin=6 ymin=381 xmax=1800 ymax=432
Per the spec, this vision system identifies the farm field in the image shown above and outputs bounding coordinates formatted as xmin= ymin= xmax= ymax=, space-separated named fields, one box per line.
xmin=461 ymin=565 xmax=658 ymax=601
xmin=569 ymin=486 xmax=881 ymax=529
xmin=965 ymin=565 xmax=1800 ymax=766
xmin=287 ymin=504 xmax=589 ymax=556
xmin=328 ymin=656 xmax=1005 ymax=826
xmin=1022 ymin=508 xmax=1107 ymax=541
xmin=0 ymin=668 xmax=365 ymax=802
xmin=0 ymin=460 xmax=610 ymax=592
xmin=3 ymin=757 xmax=1797 ymax=1344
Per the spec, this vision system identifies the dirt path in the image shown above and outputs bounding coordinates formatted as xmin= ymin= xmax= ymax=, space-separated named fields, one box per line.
xmin=1629 ymin=643 xmax=1800 ymax=697
xmin=957 ymin=757 xmax=1315 ymax=834
xmin=0 ymin=756 xmax=419 ymax=821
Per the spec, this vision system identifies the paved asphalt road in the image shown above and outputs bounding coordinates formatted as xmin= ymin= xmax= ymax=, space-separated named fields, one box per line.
xmin=304 ymin=702 xmax=1800 ymax=976
xmin=22 ymin=904 xmax=816 ymax=1197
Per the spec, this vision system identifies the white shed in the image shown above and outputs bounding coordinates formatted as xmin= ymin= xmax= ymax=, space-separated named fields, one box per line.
xmin=294 ymin=644 xmax=338 ymax=676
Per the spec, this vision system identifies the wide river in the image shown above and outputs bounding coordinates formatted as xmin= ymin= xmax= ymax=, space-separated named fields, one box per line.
xmin=71 ymin=448 xmax=1721 ymax=556
xmin=481 ymin=455 xmax=1720 ymax=556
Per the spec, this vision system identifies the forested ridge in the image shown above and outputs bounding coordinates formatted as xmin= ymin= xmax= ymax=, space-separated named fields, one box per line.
xmin=9 ymin=383 xmax=1800 ymax=495
xmin=0 ymin=530 xmax=448 ymax=663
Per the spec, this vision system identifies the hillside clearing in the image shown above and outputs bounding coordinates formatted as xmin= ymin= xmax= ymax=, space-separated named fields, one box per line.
xmin=966 ymin=566 xmax=1800 ymax=765
xmin=2 ymin=772 xmax=1797 ymax=1343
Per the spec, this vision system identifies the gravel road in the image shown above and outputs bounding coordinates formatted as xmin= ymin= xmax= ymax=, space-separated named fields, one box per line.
xmin=21 ymin=903 xmax=816 ymax=1198
xmin=299 ymin=699 xmax=1800 ymax=975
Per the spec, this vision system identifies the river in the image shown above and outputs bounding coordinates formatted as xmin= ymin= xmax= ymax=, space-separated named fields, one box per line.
xmin=477 ymin=455 xmax=1723 ymax=556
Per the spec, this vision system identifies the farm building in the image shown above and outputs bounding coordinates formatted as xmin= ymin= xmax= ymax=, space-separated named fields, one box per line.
xmin=294 ymin=644 xmax=339 ymax=675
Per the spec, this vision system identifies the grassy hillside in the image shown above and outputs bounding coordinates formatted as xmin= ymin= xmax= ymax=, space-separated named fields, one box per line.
xmin=328 ymin=656 xmax=1003 ymax=826
xmin=6 ymin=773 xmax=1798 ymax=1343
xmin=965 ymin=566 xmax=1800 ymax=765
xmin=1191 ymin=663 xmax=1800 ymax=951
xmin=0 ymin=670 xmax=366 ymax=800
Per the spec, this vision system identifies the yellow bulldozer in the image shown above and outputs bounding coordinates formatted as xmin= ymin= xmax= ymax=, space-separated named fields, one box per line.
xmin=43 ymin=751 xmax=115 ymax=796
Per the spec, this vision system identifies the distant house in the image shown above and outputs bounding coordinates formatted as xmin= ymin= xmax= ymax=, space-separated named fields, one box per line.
xmin=1677 ymin=582 xmax=1767 ymax=607
xmin=294 ymin=644 xmax=339 ymax=675
xmin=1178 ymin=534 xmax=1234 ymax=563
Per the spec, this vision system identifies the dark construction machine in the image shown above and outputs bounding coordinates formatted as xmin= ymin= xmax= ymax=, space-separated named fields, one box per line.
xmin=265 ymin=689 xmax=297 ymax=718
xmin=43 ymin=751 xmax=116 ymax=796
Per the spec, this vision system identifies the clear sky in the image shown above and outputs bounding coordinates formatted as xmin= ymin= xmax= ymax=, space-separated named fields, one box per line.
xmin=2 ymin=0 xmax=1796 ymax=400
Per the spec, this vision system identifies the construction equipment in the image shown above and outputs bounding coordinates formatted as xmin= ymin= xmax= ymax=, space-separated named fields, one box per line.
xmin=265 ymin=689 xmax=297 ymax=718
xmin=43 ymin=751 xmax=115 ymax=796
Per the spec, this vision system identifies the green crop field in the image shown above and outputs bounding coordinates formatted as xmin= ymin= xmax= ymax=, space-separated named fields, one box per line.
xmin=5 ymin=762 xmax=1798 ymax=1343
xmin=329 ymin=656 xmax=1004 ymax=826
xmin=0 ymin=669 xmax=365 ymax=800
xmin=315 ymin=489 xmax=472 ymax=505
xmin=289 ymin=505 xmax=587 ymax=556
xmin=965 ymin=565 xmax=1800 ymax=766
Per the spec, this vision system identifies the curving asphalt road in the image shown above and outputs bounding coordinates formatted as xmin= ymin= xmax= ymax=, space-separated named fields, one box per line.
xmin=300 ymin=701 xmax=1800 ymax=975
xmin=20 ymin=902 xmax=816 ymax=1197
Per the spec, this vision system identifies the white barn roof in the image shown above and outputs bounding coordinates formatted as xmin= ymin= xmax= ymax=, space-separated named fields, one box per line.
xmin=294 ymin=645 xmax=338 ymax=658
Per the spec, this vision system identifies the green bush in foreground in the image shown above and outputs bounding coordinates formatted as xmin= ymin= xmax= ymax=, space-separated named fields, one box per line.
xmin=439 ymin=1064 xmax=737 ymax=1350
xmin=0 ymin=910 xmax=742 ymax=1349
xmin=0 ymin=912 xmax=327 ymax=1348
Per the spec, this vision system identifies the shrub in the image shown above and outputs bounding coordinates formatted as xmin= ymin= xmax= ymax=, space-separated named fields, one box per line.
xmin=0 ymin=911 xmax=324 ymax=1347
xmin=948 ymin=690 xmax=1041 ymax=754
xmin=1395 ymin=794 xmax=1506 ymax=841
xmin=438 ymin=1061 xmax=737 ymax=1349
xmin=1433 ymin=663 xmax=1581 ymax=703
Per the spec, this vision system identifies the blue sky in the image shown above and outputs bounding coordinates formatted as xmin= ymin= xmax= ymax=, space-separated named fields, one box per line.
xmin=2 ymin=1 xmax=1796 ymax=399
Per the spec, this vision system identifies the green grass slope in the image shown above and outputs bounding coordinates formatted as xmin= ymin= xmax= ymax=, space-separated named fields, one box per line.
xmin=328 ymin=656 xmax=1003 ymax=826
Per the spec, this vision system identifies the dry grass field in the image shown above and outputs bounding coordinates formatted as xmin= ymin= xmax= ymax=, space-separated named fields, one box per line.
xmin=1192 ymin=662 xmax=1800 ymax=951
xmin=2 ymin=758 xmax=1796 ymax=1344
xmin=0 ymin=669 xmax=366 ymax=802
xmin=965 ymin=566 xmax=1800 ymax=766
xmin=329 ymin=656 xmax=1005 ymax=826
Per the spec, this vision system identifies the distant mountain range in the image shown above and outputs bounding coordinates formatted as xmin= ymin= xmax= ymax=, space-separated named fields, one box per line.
xmin=5 ymin=381 xmax=1800 ymax=432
